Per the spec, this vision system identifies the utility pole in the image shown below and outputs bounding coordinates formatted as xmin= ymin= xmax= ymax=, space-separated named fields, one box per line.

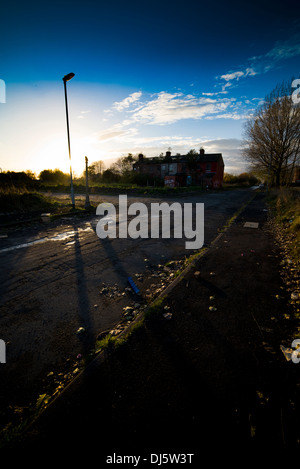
xmin=85 ymin=156 xmax=91 ymax=209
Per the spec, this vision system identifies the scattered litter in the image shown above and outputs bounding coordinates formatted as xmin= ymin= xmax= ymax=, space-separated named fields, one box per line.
xmin=209 ymin=296 xmax=215 ymax=301
xmin=256 ymin=390 xmax=269 ymax=404
xmin=127 ymin=276 xmax=140 ymax=294
xmin=76 ymin=327 xmax=86 ymax=335
xmin=244 ymin=222 xmax=259 ymax=228
xmin=99 ymin=283 xmax=122 ymax=298
xmin=280 ymin=345 xmax=294 ymax=361
xmin=77 ymin=354 xmax=82 ymax=359
xmin=0 ymin=234 xmax=8 ymax=239
xmin=123 ymin=306 xmax=134 ymax=314
xmin=41 ymin=213 xmax=51 ymax=223
xmin=209 ymin=306 xmax=217 ymax=312
xmin=194 ymin=271 xmax=201 ymax=278
xmin=36 ymin=394 xmax=49 ymax=409
xmin=291 ymin=292 xmax=300 ymax=300
xmin=241 ymin=253 xmax=244 ymax=256
xmin=275 ymin=294 xmax=284 ymax=300
xmin=209 ymin=272 xmax=216 ymax=276
xmin=110 ymin=328 xmax=122 ymax=336
xmin=162 ymin=312 xmax=172 ymax=320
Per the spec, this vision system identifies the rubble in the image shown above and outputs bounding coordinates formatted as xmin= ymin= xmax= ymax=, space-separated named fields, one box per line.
xmin=99 ymin=283 xmax=123 ymax=298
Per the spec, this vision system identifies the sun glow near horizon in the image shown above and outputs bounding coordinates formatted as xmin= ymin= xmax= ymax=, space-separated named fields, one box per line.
xmin=26 ymin=133 xmax=109 ymax=177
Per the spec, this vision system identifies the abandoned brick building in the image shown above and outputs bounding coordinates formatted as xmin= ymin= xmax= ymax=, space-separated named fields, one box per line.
xmin=133 ymin=148 xmax=225 ymax=188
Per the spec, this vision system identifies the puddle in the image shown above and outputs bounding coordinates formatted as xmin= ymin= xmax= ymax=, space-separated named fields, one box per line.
xmin=0 ymin=224 xmax=94 ymax=254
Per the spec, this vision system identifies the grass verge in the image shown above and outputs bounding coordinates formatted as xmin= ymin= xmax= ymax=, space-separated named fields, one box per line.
xmin=268 ymin=187 xmax=300 ymax=259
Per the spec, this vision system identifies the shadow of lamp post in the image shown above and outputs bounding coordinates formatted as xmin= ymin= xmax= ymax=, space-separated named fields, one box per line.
xmin=63 ymin=72 xmax=75 ymax=209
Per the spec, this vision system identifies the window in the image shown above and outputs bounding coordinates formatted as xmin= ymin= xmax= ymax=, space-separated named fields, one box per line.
xmin=206 ymin=163 xmax=211 ymax=172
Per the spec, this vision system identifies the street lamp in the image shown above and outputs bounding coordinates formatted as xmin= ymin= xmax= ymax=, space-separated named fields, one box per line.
xmin=63 ymin=72 xmax=75 ymax=209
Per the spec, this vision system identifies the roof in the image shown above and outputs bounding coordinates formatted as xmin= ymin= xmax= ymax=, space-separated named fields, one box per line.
xmin=197 ymin=153 xmax=223 ymax=163
xmin=133 ymin=153 xmax=224 ymax=165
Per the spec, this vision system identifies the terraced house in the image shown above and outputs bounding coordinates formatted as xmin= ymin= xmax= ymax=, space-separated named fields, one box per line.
xmin=133 ymin=148 xmax=225 ymax=188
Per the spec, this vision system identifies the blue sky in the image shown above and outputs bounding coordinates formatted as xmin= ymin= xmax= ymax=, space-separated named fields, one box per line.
xmin=0 ymin=0 xmax=299 ymax=175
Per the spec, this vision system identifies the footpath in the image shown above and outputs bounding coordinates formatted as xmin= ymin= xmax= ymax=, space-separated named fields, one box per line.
xmin=2 ymin=192 xmax=300 ymax=464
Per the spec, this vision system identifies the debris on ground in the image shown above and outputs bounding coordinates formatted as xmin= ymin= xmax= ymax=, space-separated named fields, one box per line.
xmin=99 ymin=283 xmax=123 ymax=298
xmin=127 ymin=277 xmax=140 ymax=295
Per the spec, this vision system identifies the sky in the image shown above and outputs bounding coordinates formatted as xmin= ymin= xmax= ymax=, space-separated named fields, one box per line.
xmin=0 ymin=0 xmax=299 ymax=176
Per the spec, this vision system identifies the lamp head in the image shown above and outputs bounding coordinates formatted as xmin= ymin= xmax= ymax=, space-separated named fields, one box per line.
xmin=63 ymin=73 xmax=75 ymax=82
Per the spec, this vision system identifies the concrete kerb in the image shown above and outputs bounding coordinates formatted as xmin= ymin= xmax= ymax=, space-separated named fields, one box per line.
xmin=22 ymin=191 xmax=258 ymax=433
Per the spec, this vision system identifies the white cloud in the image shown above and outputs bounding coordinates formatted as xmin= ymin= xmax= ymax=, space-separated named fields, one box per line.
xmin=128 ymin=91 xmax=234 ymax=125
xmin=220 ymin=67 xmax=257 ymax=85
xmin=97 ymin=122 xmax=138 ymax=141
xmin=113 ymin=91 xmax=142 ymax=112
xmin=77 ymin=110 xmax=91 ymax=119
xmin=205 ymin=112 xmax=249 ymax=120
xmin=221 ymin=71 xmax=244 ymax=82
xmin=202 ymin=91 xmax=228 ymax=96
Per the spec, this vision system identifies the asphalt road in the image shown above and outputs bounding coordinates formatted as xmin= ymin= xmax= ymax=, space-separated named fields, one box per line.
xmin=0 ymin=188 xmax=255 ymax=417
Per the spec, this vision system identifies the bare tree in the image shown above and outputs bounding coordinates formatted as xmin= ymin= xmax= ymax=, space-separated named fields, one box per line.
xmin=89 ymin=160 xmax=105 ymax=175
xmin=242 ymin=80 xmax=300 ymax=186
xmin=110 ymin=153 xmax=137 ymax=177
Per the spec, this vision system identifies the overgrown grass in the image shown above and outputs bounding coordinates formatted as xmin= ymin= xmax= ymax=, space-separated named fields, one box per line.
xmin=93 ymin=316 xmax=146 ymax=357
xmin=268 ymin=187 xmax=300 ymax=258
xmin=0 ymin=186 xmax=97 ymax=216
xmin=0 ymin=186 xmax=58 ymax=213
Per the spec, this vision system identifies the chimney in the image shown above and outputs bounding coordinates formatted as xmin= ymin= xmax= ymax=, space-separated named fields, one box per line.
xmin=200 ymin=148 xmax=205 ymax=156
xmin=166 ymin=150 xmax=171 ymax=158
xmin=138 ymin=153 xmax=144 ymax=161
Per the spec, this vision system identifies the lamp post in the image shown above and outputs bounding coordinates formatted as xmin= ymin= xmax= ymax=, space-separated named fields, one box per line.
xmin=63 ymin=72 xmax=75 ymax=209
